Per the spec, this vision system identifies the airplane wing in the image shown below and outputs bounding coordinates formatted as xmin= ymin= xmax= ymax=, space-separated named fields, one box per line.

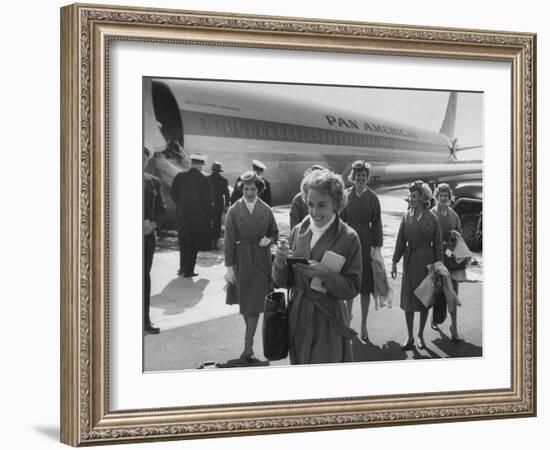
xmin=369 ymin=161 xmax=482 ymax=187
xmin=456 ymin=145 xmax=482 ymax=152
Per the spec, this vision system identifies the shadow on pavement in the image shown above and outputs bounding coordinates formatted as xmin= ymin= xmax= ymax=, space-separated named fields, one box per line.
xmin=151 ymin=277 xmax=210 ymax=315
xmin=351 ymin=338 xmax=407 ymax=361
xmin=432 ymin=331 xmax=483 ymax=358
xmin=216 ymin=356 xmax=270 ymax=369
xmin=411 ymin=344 xmax=442 ymax=359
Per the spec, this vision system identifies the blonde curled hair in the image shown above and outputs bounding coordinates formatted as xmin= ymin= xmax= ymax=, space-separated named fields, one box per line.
xmin=301 ymin=169 xmax=347 ymax=212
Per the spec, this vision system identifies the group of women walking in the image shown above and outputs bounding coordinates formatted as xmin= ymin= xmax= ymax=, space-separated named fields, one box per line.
xmin=224 ymin=161 xmax=465 ymax=365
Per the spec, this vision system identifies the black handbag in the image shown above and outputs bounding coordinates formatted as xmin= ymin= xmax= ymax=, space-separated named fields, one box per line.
xmin=262 ymin=291 xmax=289 ymax=361
xmin=432 ymin=273 xmax=447 ymax=325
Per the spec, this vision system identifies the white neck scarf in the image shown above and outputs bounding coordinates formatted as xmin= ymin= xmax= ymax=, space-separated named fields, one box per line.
xmin=308 ymin=214 xmax=336 ymax=249
xmin=243 ymin=196 xmax=258 ymax=214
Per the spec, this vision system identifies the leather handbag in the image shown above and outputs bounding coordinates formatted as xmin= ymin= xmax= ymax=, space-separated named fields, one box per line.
xmin=262 ymin=291 xmax=289 ymax=361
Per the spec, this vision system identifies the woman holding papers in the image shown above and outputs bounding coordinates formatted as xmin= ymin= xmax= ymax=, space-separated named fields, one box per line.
xmin=391 ymin=181 xmax=443 ymax=351
xmin=431 ymin=183 xmax=465 ymax=343
xmin=341 ymin=160 xmax=383 ymax=343
xmin=225 ymin=171 xmax=278 ymax=363
xmin=273 ymin=169 xmax=362 ymax=364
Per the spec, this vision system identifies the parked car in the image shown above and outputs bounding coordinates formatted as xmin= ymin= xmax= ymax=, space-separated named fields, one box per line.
xmin=450 ymin=183 xmax=482 ymax=252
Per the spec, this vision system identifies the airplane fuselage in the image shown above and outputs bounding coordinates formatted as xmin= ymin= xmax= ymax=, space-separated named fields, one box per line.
xmin=145 ymin=79 xmax=481 ymax=228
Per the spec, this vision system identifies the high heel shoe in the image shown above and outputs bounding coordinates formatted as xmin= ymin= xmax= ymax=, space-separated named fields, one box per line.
xmin=401 ymin=338 xmax=415 ymax=351
xmin=449 ymin=326 xmax=460 ymax=344
xmin=417 ymin=336 xmax=426 ymax=350
xmin=360 ymin=330 xmax=369 ymax=343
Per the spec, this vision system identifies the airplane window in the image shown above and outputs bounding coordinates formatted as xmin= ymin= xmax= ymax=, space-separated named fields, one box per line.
xmin=285 ymin=126 xmax=293 ymax=139
xmin=248 ymin=122 xmax=256 ymax=137
xmin=237 ymin=120 xmax=246 ymax=136
xmin=313 ymin=128 xmax=320 ymax=143
xmin=199 ymin=117 xmax=207 ymax=131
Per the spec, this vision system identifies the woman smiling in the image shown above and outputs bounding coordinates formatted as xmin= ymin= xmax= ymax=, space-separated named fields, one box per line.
xmin=225 ymin=171 xmax=278 ymax=363
xmin=341 ymin=160 xmax=383 ymax=343
xmin=272 ymin=169 xmax=361 ymax=364
xmin=391 ymin=181 xmax=443 ymax=351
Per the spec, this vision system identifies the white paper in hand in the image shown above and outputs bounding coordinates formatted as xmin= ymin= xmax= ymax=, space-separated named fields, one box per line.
xmin=311 ymin=251 xmax=346 ymax=293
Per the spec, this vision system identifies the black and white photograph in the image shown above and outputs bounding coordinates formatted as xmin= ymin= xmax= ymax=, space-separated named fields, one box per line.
xmin=142 ymin=78 xmax=483 ymax=371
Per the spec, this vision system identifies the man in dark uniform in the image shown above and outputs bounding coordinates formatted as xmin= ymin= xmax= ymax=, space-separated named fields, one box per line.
xmin=143 ymin=145 xmax=167 ymax=334
xmin=208 ymin=161 xmax=230 ymax=250
xmin=170 ymin=154 xmax=213 ymax=277
xmin=230 ymin=159 xmax=272 ymax=206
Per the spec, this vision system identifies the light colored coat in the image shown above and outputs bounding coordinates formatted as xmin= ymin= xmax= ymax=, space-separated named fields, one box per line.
xmin=273 ymin=216 xmax=361 ymax=364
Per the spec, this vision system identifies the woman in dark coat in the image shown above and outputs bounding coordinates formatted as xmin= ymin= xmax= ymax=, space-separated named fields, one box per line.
xmin=225 ymin=171 xmax=278 ymax=362
xmin=341 ymin=160 xmax=383 ymax=343
xmin=273 ymin=169 xmax=361 ymax=364
xmin=391 ymin=181 xmax=443 ymax=350
xmin=431 ymin=183 xmax=464 ymax=342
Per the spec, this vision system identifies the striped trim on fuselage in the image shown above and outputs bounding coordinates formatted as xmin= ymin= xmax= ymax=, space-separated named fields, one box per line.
xmin=180 ymin=110 xmax=448 ymax=153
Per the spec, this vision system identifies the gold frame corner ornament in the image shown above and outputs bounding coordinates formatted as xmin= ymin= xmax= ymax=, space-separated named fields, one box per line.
xmin=60 ymin=3 xmax=536 ymax=446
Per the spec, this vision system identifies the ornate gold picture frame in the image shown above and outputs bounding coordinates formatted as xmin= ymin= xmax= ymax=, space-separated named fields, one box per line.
xmin=60 ymin=3 xmax=536 ymax=446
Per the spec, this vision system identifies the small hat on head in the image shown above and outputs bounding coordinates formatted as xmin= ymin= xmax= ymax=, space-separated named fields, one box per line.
xmin=351 ymin=160 xmax=372 ymax=171
xmin=240 ymin=170 xmax=258 ymax=182
xmin=237 ymin=170 xmax=265 ymax=193
xmin=190 ymin=153 xmax=207 ymax=165
xmin=309 ymin=164 xmax=327 ymax=172
xmin=211 ymin=161 xmax=223 ymax=172
xmin=434 ymin=182 xmax=452 ymax=197
xmin=408 ymin=180 xmax=433 ymax=202
xmin=252 ymin=159 xmax=267 ymax=171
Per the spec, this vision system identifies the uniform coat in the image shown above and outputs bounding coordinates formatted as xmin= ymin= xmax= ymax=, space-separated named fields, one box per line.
xmin=230 ymin=177 xmax=272 ymax=206
xmin=225 ymin=198 xmax=278 ymax=315
xmin=341 ymin=186 xmax=383 ymax=294
xmin=170 ymin=168 xmax=213 ymax=274
xmin=143 ymin=173 xmax=166 ymax=325
xmin=431 ymin=205 xmax=465 ymax=286
xmin=208 ymin=171 xmax=230 ymax=241
xmin=272 ymin=216 xmax=362 ymax=364
xmin=170 ymin=168 xmax=212 ymax=249
xmin=289 ymin=192 xmax=308 ymax=230
xmin=392 ymin=209 xmax=443 ymax=311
